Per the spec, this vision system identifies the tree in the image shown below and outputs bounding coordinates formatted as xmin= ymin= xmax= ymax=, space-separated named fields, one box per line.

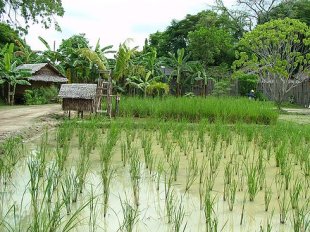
xmin=0 ymin=0 xmax=64 ymax=32
xmin=0 ymin=43 xmax=30 ymax=105
xmin=233 ymin=18 xmax=310 ymax=107
xmin=166 ymin=48 xmax=192 ymax=96
xmin=0 ymin=23 xmax=20 ymax=48
xmin=259 ymin=0 xmax=310 ymax=25
xmin=188 ymin=27 xmax=234 ymax=67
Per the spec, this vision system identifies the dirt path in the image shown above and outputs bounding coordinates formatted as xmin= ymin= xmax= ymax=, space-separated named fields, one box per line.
xmin=0 ymin=104 xmax=62 ymax=141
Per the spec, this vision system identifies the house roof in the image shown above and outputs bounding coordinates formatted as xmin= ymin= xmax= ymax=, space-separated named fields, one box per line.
xmin=58 ymin=84 xmax=97 ymax=99
xmin=17 ymin=63 xmax=67 ymax=83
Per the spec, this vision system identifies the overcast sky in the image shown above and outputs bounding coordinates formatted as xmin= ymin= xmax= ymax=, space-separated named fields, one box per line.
xmin=25 ymin=0 xmax=236 ymax=52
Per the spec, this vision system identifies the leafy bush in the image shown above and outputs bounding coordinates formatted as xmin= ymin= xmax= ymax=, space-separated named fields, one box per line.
xmin=237 ymin=74 xmax=258 ymax=96
xmin=211 ymin=79 xmax=231 ymax=97
xmin=24 ymin=85 xmax=59 ymax=105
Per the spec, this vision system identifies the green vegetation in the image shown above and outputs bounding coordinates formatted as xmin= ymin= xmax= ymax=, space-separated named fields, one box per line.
xmin=119 ymin=96 xmax=278 ymax=124
xmin=24 ymin=85 xmax=59 ymax=105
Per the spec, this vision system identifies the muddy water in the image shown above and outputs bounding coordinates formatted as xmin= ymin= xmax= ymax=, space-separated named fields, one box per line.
xmin=1 ymin=128 xmax=308 ymax=231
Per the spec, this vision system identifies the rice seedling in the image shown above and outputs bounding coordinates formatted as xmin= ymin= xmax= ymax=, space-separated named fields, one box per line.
xmin=264 ymin=183 xmax=272 ymax=212
xmin=44 ymin=161 xmax=59 ymax=203
xmin=77 ymin=150 xmax=89 ymax=194
xmin=205 ymin=167 xmax=218 ymax=191
xmin=119 ymin=198 xmax=139 ymax=232
xmin=119 ymin=96 xmax=278 ymax=124
xmin=172 ymin=197 xmax=187 ymax=232
xmin=185 ymin=153 xmax=199 ymax=192
xmin=61 ymin=170 xmax=73 ymax=215
xmin=129 ymin=147 xmax=141 ymax=207
xmin=227 ymin=179 xmax=237 ymax=211
xmin=203 ymin=190 xmax=217 ymax=232
xmin=240 ymin=193 xmax=247 ymax=225
xmin=27 ymin=156 xmax=41 ymax=224
xmin=290 ymin=179 xmax=302 ymax=210
xmin=89 ymin=187 xmax=99 ymax=232
xmin=165 ymin=189 xmax=175 ymax=223
xmin=142 ymin=138 xmax=152 ymax=169
xmin=102 ymin=167 xmax=115 ymax=217
xmin=244 ymin=160 xmax=260 ymax=201
xmin=278 ymin=188 xmax=290 ymax=224
xmin=170 ymin=152 xmax=180 ymax=182
xmin=164 ymin=141 xmax=175 ymax=162
xmin=121 ymin=141 xmax=128 ymax=167
xmin=156 ymin=159 xmax=164 ymax=191
xmin=292 ymin=201 xmax=310 ymax=232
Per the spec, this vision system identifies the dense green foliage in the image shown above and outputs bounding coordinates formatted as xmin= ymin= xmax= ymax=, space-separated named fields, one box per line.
xmin=259 ymin=0 xmax=310 ymax=25
xmin=119 ymin=97 xmax=278 ymax=124
xmin=234 ymin=18 xmax=310 ymax=107
xmin=0 ymin=0 xmax=64 ymax=31
xmin=24 ymin=86 xmax=59 ymax=105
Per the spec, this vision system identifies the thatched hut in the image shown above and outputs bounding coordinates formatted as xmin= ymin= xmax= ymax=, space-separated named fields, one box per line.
xmin=13 ymin=63 xmax=67 ymax=102
xmin=58 ymin=84 xmax=97 ymax=116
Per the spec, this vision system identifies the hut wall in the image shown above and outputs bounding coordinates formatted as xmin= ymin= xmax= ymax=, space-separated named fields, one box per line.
xmin=62 ymin=98 xmax=95 ymax=112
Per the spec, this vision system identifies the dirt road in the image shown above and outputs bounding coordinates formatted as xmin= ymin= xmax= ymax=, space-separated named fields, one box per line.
xmin=0 ymin=104 xmax=62 ymax=141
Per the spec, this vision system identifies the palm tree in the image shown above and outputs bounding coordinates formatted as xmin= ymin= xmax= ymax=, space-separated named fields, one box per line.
xmin=0 ymin=43 xmax=30 ymax=105
xmin=166 ymin=48 xmax=192 ymax=97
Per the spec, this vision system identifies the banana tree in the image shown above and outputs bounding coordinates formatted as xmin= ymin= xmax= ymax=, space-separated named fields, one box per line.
xmin=166 ymin=48 xmax=192 ymax=96
xmin=0 ymin=43 xmax=30 ymax=105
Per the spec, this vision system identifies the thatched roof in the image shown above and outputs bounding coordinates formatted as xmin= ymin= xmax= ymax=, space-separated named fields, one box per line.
xmin=17 ymin=63 xmax=67 ymax=83
xmin=58 ymin=84 xmax=97 ymax=99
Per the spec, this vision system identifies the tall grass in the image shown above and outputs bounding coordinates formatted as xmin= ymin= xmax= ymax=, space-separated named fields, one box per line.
xmin=119 ymin=96 xmax=278 ymax=124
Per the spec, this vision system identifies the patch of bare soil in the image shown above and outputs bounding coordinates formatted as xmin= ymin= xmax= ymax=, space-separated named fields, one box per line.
xmin=0 ymin=104 xmax=64 ymax=142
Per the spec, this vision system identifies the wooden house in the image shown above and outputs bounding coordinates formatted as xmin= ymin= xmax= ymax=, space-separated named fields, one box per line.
xmin=14 ymin=63 xmax=67 ymax=102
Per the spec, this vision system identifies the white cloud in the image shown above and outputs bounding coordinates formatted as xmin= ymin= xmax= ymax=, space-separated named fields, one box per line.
xmin=25 ymin=0 xmax=236 ymax=52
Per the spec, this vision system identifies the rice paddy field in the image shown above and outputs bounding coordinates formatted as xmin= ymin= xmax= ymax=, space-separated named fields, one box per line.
xmin=0 ymin=98 xmax=309 ymax=232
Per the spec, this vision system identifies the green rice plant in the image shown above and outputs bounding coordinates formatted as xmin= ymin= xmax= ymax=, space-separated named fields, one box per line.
xmin=119 ymin=198 xmax=139 ymax=232
xmin=129 ymin=147 xmax=141 ymax=207
xmin=197 ymin=121 xmax=207 ymax=152
xmin=77 ymin=150 xmax=89 ymax=194
xmin=44 ymin=161 xmax=59 ymax=203
xmin=78 ymin=126 xmax=86 ymax=149
xmin=244 ymin=161 xmax=260 ymax=201
xmin=205 ymin=167 xmax=218 ymax=191
xmin=275 ymin=142 xmax=286 ymax=168
xmin=102 ymin=167 xmax=115 ymax=217
xmin=172 ymin=197 xmax=187 ymax=232
xmin=164 ymin=141 xmax=175 ymax=162
xmin=203 ymin=190 xmax=217 ymax=232
xmin=292 ymin=201 xmax=310 ymax=232
xmin=121 ymin=141 xmax=128 ymax=167
xmin=169 ymin=152 xmax=180 ymax=182
xmin=259 ymin=212 xmax=274 ymax=232
xmin=240 ymin=193 xmax=247 ymax=225
xmin=156 ymin=159 xmax=164 ymax=191
xmin=56 ymin=139 xmax=70 ymax=172
xmin=164 ymin=170 xmax=174 ymax=205
xmin=227 ymin=179 xmax=237 ymax=211
xmin=185 ymin=153 xmax=199 ymax=192
xmin=278 ymin=188 xmax=290 ymax=224
xmin=142 ymin=138 xmax=152 ymax=169
xmin=119 ymin=96 xmax=278 ymax=124
xmin=0 ymin=136 xmax=24 ymax=181
xmin=179 ymin=134 xmax=192 ymax=156
xmin=27 ymin=156 xmax=41 ymax=225
xmin=223 ymin=163 xmax=233 ymax=201
xmin=290 ymin=179 xmax=302 ymax=210
xmin=264 ymin=183 xmax=272 ymax=212
xmin=89 ymin=187 xmax=99 ymax=232
xmin=70 ymin=169 xmax=79 ymax=203
xmin=165 ymin=189 xmax=175 ymax=223
xmin=61 ymin=170 xmax=73 ymax=215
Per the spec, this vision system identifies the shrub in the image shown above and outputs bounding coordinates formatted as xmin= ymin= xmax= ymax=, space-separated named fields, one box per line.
xmin=24 ymin=85 xmax=59 ymax=105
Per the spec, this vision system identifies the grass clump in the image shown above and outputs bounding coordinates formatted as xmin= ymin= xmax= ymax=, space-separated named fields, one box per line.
xmin=119 ymin=96 xmax=278 ymax=124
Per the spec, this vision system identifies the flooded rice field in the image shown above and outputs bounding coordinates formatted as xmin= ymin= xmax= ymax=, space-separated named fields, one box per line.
xmin=0 ymin=120 xmax=309 ymax=231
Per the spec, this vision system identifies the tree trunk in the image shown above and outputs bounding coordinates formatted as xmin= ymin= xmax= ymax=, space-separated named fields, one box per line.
xmin=7 ymin=83 xmax=10 ymax=105
xmin=11 ymin=84 xmax=16 ymax=105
